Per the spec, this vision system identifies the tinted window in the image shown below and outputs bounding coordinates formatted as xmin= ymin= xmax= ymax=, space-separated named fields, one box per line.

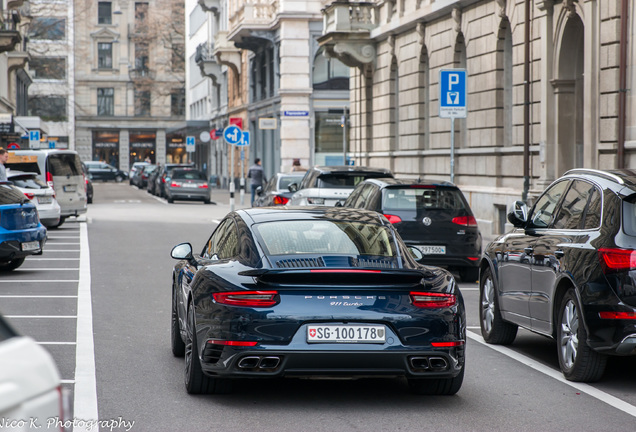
xmin=5 ymin=162 xmax=40 ymax=174
xmin=0 ymin=184 xmax=29 ymax=205
xmin=530 ymin=180 xmax=569 ymax=228
xmin=553 ymin=180 xmax=598 ymax=230
xmin=172 ymin=170 xmax=205 ymax=180
xmin=278 ymin=176 xmax=300 ymax=191
xmin=352 ymin=184 xmax=376 ymax=209
xmin=583 ymin=187 xmax=602 ymax=230
xmin=203 ymin=218 xmax=239 ymax=259
xmin=383 ymin=187 xmax=466 ymax=211
xmin=254 ymin=220 xmax=396 ymax=257
xmin=317 ymin=173 xmax=385 ymax=189
xmin=48 ymin=154 xmax=82 ymax=176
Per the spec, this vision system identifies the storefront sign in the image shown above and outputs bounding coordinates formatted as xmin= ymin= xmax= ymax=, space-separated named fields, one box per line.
xmin=259 ymin=118 xmax=277 ymax=129
xmin=0 ymin=114 xmax=13 ymax=134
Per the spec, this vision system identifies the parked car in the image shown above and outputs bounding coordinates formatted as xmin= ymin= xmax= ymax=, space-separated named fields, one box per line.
xmin=0 ymin=182 xmax=47 ymax=271
xmin=129 ymin=162 xmax=150 ymax=185
xmin=81 ymin=162 xmax=94 ymax=204
xmin=7 ymin=170 xmax=61 ymax=228
xmin=137 ymin=164 xmax=158 ymax=189
xmin=288 ymin=166 xmax=394 ymax=206
xmin=164 ymin=168 xmax=210 ymax=204
xmin=152 ymin=163 xmax=194 ymax=198
xmin=170 ymin=207 xmax=465 ymax=395
xmin=83 ymin=161 xmax=128 ymax=182
xmin=480 ymin=168 xmax=636 ymax=382
xmin=0 ymin=313 xmax=72 ymax=427
xmin=253 ymin=172 xmax=305 ymax=206
xmin=343 ymin=178 xmax=482 ymax=281
xmin=6 ymin=150 xmax=87 ymax=227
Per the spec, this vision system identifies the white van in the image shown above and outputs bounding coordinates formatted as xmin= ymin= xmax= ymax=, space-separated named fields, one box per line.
xmin=6 ymin=150 xmax=87 ymax=227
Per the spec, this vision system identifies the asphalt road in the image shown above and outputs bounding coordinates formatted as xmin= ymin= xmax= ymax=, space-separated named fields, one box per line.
xmin=3 ymin=182 xmax=636 ymax=432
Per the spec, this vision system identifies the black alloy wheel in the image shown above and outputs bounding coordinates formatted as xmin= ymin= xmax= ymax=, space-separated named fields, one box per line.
xmin=0 ymin=257 xmax=26 ymax=271
xmin=408 ymin=366 xmax=464 ymax=395
xmin=479 ymin=267 xmax=518 ymax=344
xmin=171 ymin=286 xmax=185 ymax=357
xmin=184 ymin=303 xmax=231 ymax=394
xmin=557 ymin=289 xmax=607 ymax=382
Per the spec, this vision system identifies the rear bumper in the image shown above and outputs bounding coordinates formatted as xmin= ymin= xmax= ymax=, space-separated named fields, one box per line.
xmin=166 ymin=188 xmax=209 ymax=200
xmin=0 ymin=234 xmax=46 ymax=260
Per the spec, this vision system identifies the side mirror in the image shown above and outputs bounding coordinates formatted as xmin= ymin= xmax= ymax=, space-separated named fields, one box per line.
xmin=288 ymin=183 xmax=298 ymax=193
xmin=408 ymin=246 xmax=423 ymax=261
xmin=171 ymin=242 xmax=193 ymax=260
xmin=255 ymin=186 xmax=263 ymax=196
xmin=507 ymin=200 xmax=529 ymax=227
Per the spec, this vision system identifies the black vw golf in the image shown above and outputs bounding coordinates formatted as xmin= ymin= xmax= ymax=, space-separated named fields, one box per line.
xmin=170 ymin=207 xmax=465 ymax=395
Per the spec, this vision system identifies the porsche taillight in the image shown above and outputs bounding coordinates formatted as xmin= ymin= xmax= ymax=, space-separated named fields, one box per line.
xmin=213 ymin=291 xmax=279 ymax=307
xmin=410 ymin=292 xmax=457 ymax=308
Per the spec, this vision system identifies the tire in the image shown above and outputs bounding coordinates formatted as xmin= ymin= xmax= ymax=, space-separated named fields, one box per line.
xmin=167 ymin=196 xmax=174 ymax=204
xmin=171 ymin=287 xmax=185 ymax=357
xmin=408 ymin=366 xmax=464 ymax=395
xmin=51 ymin=217 xmax=66 ymax=229
xmin=557 ymin=289 xmax=607 ymax=382
xmin=184 ymin=304 xmax=232 ymax=394
xmin=203 ymin=198 xmax=210 ymax=205
xmin=459 ymin=267 xmax=479 ymax=282
xmin=115 ymin=175 xmax=123 ymax=183
xmin=479 ymin=267 xmax=518 ymax=344
xmin=0 ymin=257 xmax=26 ymax=271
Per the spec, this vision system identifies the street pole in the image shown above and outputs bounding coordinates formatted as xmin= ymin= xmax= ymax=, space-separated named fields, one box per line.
xmin=450 ymin=117 xmax=455 ymax=184
xmin=239 ymin=149 xmax=245 ymax=206
xmin=342 ymin=106 xmax=347 ymax=165
xmin=230 ymin=144 xmax=235 ymax=212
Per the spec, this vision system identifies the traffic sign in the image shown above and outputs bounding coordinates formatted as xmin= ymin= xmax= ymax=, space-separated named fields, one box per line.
xmin=439 ymin=69 xmax=467 ymax=119
xmin=186 ymin=136 xmax=196 ymax=153
xmin=29 ymin=130 xmax=41 ymax=149
xmin=49 ymin=140 xmax=56 ymax=149
xmin=223 ymin=125 xmax=243 ymax=145
xmin=237 ymin=131 xmax=250 ymax=147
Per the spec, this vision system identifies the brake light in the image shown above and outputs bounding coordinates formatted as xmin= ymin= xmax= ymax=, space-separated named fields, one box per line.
xmin=46 ymin=171 xmax=54 ymax=188
xmin=384 ymin=214 xmax=402 ymax=224
xmin=207 ymin=340 xmax=258 ymax=346
xmin=410 ymin=292 xmax=457 ymax=308
xmin=409 ymin=185 xmax=436 ymax=189
xmin=170 ymin=182 xmax=181 ymax=188
xmin=598 ymin=248 xmax=636 ymax=272
xmin=599 ymin=311 xmax=636 ymax=319
xmin=273 ymin=195 xmax=289 ymax=205
xmin=310 ymin=269 xmax=382 ymax=273
xmin=452 ymin=216 xmax=478 ymax=227
xmin=213 ymin=291 xmax=279 ymax=307
xmin=23 ymin=192 xmax=35 ymax=200
xmin=431 ymin=341 xmax=465 ymax=347
xmin=198 ymin=183 xmax=209 ymax=189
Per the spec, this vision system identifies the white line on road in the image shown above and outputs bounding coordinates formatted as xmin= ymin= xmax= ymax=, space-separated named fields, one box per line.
xmin=61 ymin=379 xmax=76 ymax=384
xmin=466 ymin=331 xmax=636 ymax=418
xmin=49 ymin=243 xmax=80 ymax=245
xmin=41 ymin=250 xmax=81 ymax=252
xmin=47 ymin=236 xmax=80 ymax=239
xmin=6 ymin=315 xmax=76 ymax=319
xmin=0 ymin=295 xmax=77 ymax=298
xmin=27 ymin=258 xmax=80 ymax=261
xmin=16 ymin=268 xmax=80 ymax=271
xmin=38 ymin=342 xmax=77 ymax=345
xmin=0 ymin=280 xmax=79 ymax=283
xmin=74 ymin=222 xmax=99 ymax=430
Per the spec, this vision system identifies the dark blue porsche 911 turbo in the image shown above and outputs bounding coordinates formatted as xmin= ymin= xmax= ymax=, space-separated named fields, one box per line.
xmin=170 ymin=207 xmax=466 ymax=395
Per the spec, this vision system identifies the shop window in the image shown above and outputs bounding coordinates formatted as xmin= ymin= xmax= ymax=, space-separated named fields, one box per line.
xmin=92 ymin=131 xmax=119 ymax=166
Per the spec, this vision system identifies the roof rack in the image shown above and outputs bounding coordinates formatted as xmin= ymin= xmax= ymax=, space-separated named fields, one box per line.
xmin=564 ymin=168 xmax=625 ymax=185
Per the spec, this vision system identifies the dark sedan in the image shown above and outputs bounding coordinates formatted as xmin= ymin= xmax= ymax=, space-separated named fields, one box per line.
xmin=83 ymin=161 xmax=128 ymax=182
xmin=170 ymin=207 xmax=465 ymax=395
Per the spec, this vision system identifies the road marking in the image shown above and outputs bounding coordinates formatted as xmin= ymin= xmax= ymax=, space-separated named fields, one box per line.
xmin=0 ymin=295 xmax=77 ymax=298
xmin=460 ymin=287 xmax=478 ymax=291
xmin=47 ymin=236 xmax=80 ymax=239
xmin=38 ymin=342 xmax=77 ymax=345
xmin=6 ymin=315 xmax=76 ymax=319
xmin=28 ymin=258 xmax=80 ymax=261
xmin=49 ymin=243 xmax=80 ymax=245
xmin=74 ymin=222 xmax=99 ymax=428
xmin=467 ymin=331 xmax=636 ymax=418
xmin=61 ymin=379 xmax=76 ymax=384
xmin=42 ymin=250 xmax=81 ymax=252
xmin=0 ymin=280 xmax=79 ymax=283
xmin=16 ymin=268 xmax=80 ymax=271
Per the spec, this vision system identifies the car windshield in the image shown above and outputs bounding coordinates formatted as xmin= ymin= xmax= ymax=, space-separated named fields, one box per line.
xmin=172 ymin=170 xmax=205 ymax=180
xmin=253 ymin=220 xmax=396 ymax=257
xmin=48 ymin=154 xmax=82 ymax=176
xmin=318 ymin=173 xmax=386 ymax=189
xmin=383 ymin=187 xmax=467 ymax=211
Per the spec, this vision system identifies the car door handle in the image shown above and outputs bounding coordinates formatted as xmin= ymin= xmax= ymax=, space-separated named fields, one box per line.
xmin=555 ymin=250 xmax=565 ymax=259
xmin=524 ymin=247 xmax=533 ymax=254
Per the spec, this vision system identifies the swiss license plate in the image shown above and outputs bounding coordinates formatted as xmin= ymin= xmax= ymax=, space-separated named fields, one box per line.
xmin=21 ymin=241 xmax=40 ymax=251
xmin=38 ymin=196 xmax=52 ymax=204
xmin=63 ymin=185 xmax=76 ymax=192
xmin=183 ymin=183 xmax=198 ymax=188
xmin=419 ymin=245 xmax=446 ymax=255
xmin=307 ymin=325 xmax=386 ymax=344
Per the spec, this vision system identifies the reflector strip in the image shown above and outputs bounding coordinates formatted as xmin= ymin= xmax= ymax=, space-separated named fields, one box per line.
xmin=431 ymin=341 xmax=465 ymax=347
xmin=207 ymin=340 xmax=258 ymax=346
xmin=309 ymin=269 xmax=382 ymax=273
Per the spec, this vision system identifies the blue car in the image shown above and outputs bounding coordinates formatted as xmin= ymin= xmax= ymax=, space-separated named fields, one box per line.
xmin=0 ymin=182 xmax=47 ymax=271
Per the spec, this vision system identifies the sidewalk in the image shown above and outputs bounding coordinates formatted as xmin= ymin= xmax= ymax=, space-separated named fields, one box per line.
xmin=209 ymin=186 xmax=251 ymax=210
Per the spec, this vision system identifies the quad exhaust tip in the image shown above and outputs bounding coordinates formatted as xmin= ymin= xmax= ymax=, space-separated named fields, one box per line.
xmin=237 ymin=356 xmax=281 ymax=370
xmin=409 ymin=356 xmax=449 ymax=372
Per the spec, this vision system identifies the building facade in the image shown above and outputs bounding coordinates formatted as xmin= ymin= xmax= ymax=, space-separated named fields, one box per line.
xmin=73 ymin=0 xmax=186 ymax=170
xmin=320 ymin=0 xmax=636 ymax=238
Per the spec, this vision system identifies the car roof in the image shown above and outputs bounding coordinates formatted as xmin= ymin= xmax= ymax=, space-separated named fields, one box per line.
xmin=237 ymin=206 xmax=391 ymax=225
xmin=310 ymin=166 xmax=393 ymax=175
xmin=562 ymin=169 xmax=636 ymax=196
xmin=359 ymin=178 xmax=457 ymax=188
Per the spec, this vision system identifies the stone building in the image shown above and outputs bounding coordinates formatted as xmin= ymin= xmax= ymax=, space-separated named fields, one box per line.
xmin=320 ymin=0 xmax=635 ymax=238
xmin=73 ymin=0 xmax=185 ymax=170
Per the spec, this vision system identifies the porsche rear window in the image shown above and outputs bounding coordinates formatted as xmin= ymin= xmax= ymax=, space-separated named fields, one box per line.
xmin=383 ymin=188 xmax=467 ymax=211
xmin=254 ymin=220 xmax=396 ymax=257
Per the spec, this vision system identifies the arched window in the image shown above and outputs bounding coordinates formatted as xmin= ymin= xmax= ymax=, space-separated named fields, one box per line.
xmin=313 ymin=47 xmax=350 ymax=90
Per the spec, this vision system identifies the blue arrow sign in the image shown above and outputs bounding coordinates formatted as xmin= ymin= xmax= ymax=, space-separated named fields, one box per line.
xmin=223 ymin=125 xmax=243 ymax=145
xmin=237 ymin=131 xmax=250 ymax=147
xmin=439 ymin=69 xmax=467 ymax=119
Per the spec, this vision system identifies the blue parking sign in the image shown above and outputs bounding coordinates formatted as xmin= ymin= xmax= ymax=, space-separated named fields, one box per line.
xmin=439 ymin=69 xmax=467 ymax=119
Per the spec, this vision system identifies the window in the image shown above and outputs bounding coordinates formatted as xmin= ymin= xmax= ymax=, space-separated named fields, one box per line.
xmin=172 ymin=43 xmax=185 ymax=71
xmin=98 ymin=2 xmax=112 ymax=25
xmin=135 ymin=42 xmax=149 ymax=71
xmin=134 ymin=88 xmax=151 ymax=116
xmin=170 ymin=89 xmax=185 ymax=116
xmin=204 ymin=219 xmax=239 ymax=259
xmin=29 ymin=17 xmax=66 ymax=41
xmin=29 ymin=57 xmax=66 ymax=80
xmin=530 ymin=181 xmax=570 ymax=228
xmin=312 ymin=47 xmax=350 ymax=90
xmin=98 ymin=43 xmax=113 ymax=69
xmin=552 ymin=181 xmax=598 ymax=230
xmin=28 ymin=96 xmax=67 ymax=121
xmin=97 ymin=88 xmax=114 ymax=116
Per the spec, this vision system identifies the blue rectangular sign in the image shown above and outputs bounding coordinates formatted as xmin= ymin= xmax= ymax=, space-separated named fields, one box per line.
xmin=283 ymin=111 xmax=309 ymax=117
xmin=439 ymin=69 xmax=467 ymax=118
xmin=236 ymin=131 xmax=250 ymax=147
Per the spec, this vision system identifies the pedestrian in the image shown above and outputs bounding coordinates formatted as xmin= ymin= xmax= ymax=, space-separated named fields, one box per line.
xmin=291 ymin=158 xmax=307 ymax=172
xmin=247 ymin=158 xmax=265 ymax=206
xmin=0 ymin=147 xmax=8 ymax=182
xmin=144 ymin=155 xmax=151 ymax=163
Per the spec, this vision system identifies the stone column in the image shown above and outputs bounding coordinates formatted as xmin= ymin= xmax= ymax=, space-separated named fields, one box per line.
xmin=582 ymin=0 xmax=599 ymax=168
xmin=156 ymin=129 xmax=166 ymax=166
xmin=119 ymin=129 xmax=130 ymax=171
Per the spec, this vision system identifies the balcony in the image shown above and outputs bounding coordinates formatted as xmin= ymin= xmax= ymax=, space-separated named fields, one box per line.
xmin=318 ymin=1 xmax=378 ymax=67
xmin=7 ymin=50 xmax=29 ymax=72
xmin=128 ymin=68 xmax=156 ymax=81
xmin=195 ymin=43 xmax=222 ymax=85
xmin=198 ymin=0 xmax=220 ymax=15
xmin=0 ymin=9 xmax=22 ymax=53
xmin=213 ymin=31 xmax=241 ymax=75
xmin=228 ymin=0 xmax=278 ymax=45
